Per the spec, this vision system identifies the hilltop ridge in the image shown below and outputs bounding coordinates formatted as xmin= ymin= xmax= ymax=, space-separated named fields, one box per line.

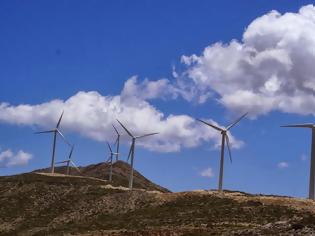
xmin=1 ymin=163 xmax=315 ymax=235
xmin=33 ymin=160 xmax=169 ymax=193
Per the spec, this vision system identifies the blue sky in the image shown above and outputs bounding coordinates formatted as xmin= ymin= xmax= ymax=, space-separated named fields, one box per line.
xmin=1 ymin=0 xmax=315 ymax=198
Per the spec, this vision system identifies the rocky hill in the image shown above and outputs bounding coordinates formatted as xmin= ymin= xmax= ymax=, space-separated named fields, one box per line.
xmin=1 ymin=168 xmax=315 ymax=235
xmin=33 ymin=160 xmax=169 ymax=193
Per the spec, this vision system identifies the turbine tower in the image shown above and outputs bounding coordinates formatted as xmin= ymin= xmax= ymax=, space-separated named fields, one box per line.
xmin=113 ymin=125 xmax=121 ymax=161
xmin=281 ymin=123 xmax=315 ymax=200
xmin=55 ymin=145 xmax=81 ymax=175
xmin=35 ymin=111 xmax=70 ymax=174
xmin=197 ymin=113 xmax=247 ymax=192
xmin=106 ymin=142 xmax=118 ymax=182
xmin=116 ymin=119 xmax=158 ymax=190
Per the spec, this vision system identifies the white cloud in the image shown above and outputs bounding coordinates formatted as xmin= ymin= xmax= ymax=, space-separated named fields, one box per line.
xmin=277 ymin=161 xmax=289 ymax=169
xmin=121 ymin=76 xmax=178 ymax=101
xmin=200 ymin=167 xmax=215 ymax=178
xmin=0 ymin=149 xmax=32 ymax=168
xmin=0 ymin=84 xmax=243 ymax=153
xmin=177 ymin=5 xmax=315 ymax=117
xmin=120 ymin=75 xmax=199 ymax=105
xmin=119 ymin=5 xmax=315 ymax=119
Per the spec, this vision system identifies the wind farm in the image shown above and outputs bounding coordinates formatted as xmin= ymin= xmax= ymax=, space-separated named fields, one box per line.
xmin=2 ymin=1 xmax=315 ymax=235
xmin=10 ymin=93 xmax=314 ymax=235
xmin=1 ymin=63 xmax=315 ymax=235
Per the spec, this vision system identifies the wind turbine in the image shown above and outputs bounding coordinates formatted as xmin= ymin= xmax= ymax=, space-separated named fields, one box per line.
xmin=281 ymin=123 xmax=315 ymax=200
xmin=197 ymin=113 xmax=247 ymax=192
xmin=116 ymin=119 xmax=158 ymax=189
xmin=35 ymin=111 xmax=70 ymax=174
xmin=55 ymin=145 xmax=81 ymax=175
xmin=106 ymin=142 xmax=118 ymax=182
xmin=112 ymin=125 xmax=121 ymax=161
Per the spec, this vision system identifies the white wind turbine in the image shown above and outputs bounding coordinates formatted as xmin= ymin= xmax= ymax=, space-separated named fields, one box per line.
xmin=55 ymin=145 xmax=81 ymax=175
xmin=197 ymin=113 xmax=247 ymax=192
xmin=35 ymin=111 xmax=71 ymax=174
xmin=106 ymin=142 xmax=118 ymax=182
xmin=112 ymin=125 xmax=121 ymax=161
xmin=281 ymin=123 xmax=315 ymax=200
xmin=116 ymin=119 xmax=158 ymax=189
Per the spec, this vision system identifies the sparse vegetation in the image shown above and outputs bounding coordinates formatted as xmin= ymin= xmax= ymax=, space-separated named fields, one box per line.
xmin=33 ymin=160 xmax=170 ymax=193
xmin=1 ymin=164 xmax=315 ymax=235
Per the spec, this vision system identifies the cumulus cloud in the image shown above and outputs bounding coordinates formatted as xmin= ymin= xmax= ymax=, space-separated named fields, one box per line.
xmin=0 ymin=84 xmax=243 ymax=152
xmin=277 ymin=162 xmax=289 ymax=169
xmin=200 ymin=167 xmax=215 ymax=178
xmin=120 ymin=75 xmax=199 ymax=105
xmin=121 ymin=76 xmax=178 ymax=100
xmin=122 ymin=5 xmax=315 ymax=118
xmin=0 ymin=149 xmax=32 ymax=168
xmin=178 ymin=5 xmax=315 ymax=117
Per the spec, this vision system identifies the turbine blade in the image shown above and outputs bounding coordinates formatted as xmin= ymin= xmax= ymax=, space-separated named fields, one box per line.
xmin=225 ymin=135 xmax=232 ymax=163
xmin=107 ymin=142 xmax=113 ymax=153
xmin=226 ymin=112 xmax=248 ymax=131
xmin=70 ymin=160 xmax=81 ymax=173
xmin=127 ymin=143 xmax=133 ymax=162
xmin=105 ymin=156 xmax=111 ymax=163
xmin=55 ymin=160 xmax=69 ymax=164
xmin=34 ymin=130 xmax=55 ymax=134
xmin=281 ymin=124 xmax=314 ymax=128
xmin=116 ymin=119 xmax=134 ymax=137
xmin=114 ymin=137 xmax=119 ymax=146
xmin=197 ymin=119 xmax=223 ymax=132
xmin=56 ymin=111 xmax=64 ymax=128
xmin=57 ymin=129 xmax=71 ymax=146
xmin=112 ymin=124 xmax=119 ymax=135
xmin=136 ymin=132 xmax=159 ymax=139
xmin=68 ymin=145 xmax=74 ymax=160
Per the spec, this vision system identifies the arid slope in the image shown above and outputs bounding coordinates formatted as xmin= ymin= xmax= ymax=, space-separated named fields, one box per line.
xmin=33 ymin=160 xmax=169 ymax=193
xmin=1 ymin=168 xmax=315 ymax=235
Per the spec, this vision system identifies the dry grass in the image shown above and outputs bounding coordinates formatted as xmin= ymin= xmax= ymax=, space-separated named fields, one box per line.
xmin=1 ymin=172 xmax=315 ymax=235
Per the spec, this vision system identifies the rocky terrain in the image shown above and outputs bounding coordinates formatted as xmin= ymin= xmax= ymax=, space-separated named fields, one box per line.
xmin=1 ymin=162 xmax=315 ymax=235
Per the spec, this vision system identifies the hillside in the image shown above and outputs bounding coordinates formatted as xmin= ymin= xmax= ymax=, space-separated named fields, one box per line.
xmin=1 ymin=172 xmax=315 ymax=235
xmin=33 ymin=160 xmax=169 ymax=193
